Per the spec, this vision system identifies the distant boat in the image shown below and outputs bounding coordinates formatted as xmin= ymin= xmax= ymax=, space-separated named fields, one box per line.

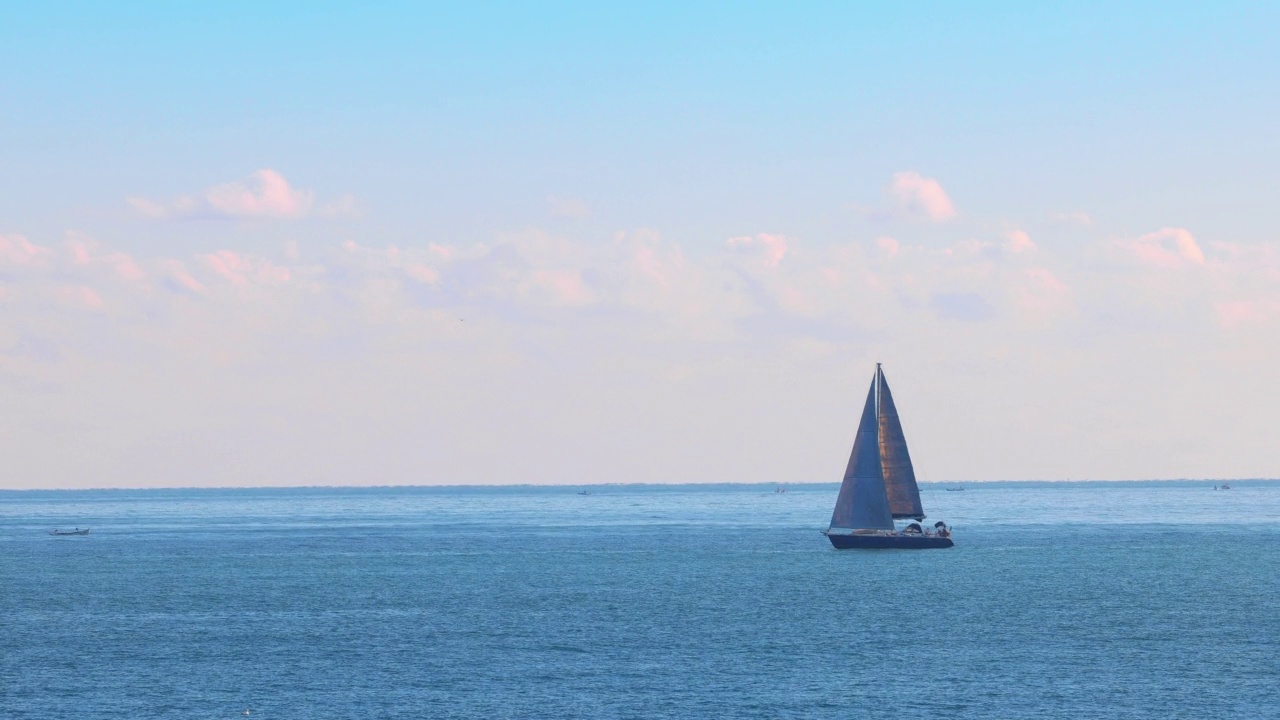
xmin=1221 ymin=483 xmax=1231 ymax=490
xmin=945 ymin=487 xmax=965 ymax=492
xmin=49 ymin=528 xmax=90 ymax=536
xmin=576 ymin=490 xmax=592 ymax=496
xmin=823 ymin=364 xmax=953 ymax=549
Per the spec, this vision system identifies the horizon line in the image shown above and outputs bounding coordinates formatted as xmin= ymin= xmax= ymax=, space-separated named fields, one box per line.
xmin=3 ymin=478 xmax=1277 ymax=493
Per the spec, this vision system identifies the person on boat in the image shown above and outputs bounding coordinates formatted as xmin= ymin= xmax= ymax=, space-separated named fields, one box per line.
xmin=934 ymin=521 xmax=950 ymax=538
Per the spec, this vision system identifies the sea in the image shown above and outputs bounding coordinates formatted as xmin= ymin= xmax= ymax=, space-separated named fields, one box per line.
xmin=2 ymin=481 xmax=1277 ymax=719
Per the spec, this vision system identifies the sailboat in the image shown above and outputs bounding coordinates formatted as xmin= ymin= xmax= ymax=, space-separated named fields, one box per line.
xmin=824 ymin=364 xmax=953 ymax=549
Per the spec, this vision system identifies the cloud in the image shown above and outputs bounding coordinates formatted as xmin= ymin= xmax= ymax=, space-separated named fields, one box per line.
xmin=201 ymin=250 xmax=292 ymax=286
xmin=406 ymin=264 xmax=441 ymax=285
xmin=1005 ymin=229 xmax=1036 ymax=253
xmin=531 ymin=268 xmax=593 ymax=305
xmin=56 ymin=285 xmax=105 ymax=310
xmin=127 ymin=169 xmax=346 ymax=221
xmin=205 ymin=169 xmax=313 ymax=218
xmin=160 ymin=260 xmax=208 ymax=296
xmin=547 ymin=195 xmax=590 ymax=219
xmin=876 ymin=237 xmax=900 ymax=258
xmin=726 ymin=233 xmax=788 ymax=266
xmin=0 ymin=234 xmax=50 ymax=266
xmin=1215 ymin=300 xmax=1280 ymax=328
xmin=1017 ymin=267 xmax=1071 ymax=317
xmin=1128 ymin=227 xmax=1204 ymax=267
xmin=66 ymin=236 xmax=146 ymax=282
xmin=889 ymin=171 xmax=955 ymax=222
xmin=125 ymin=196 xmax=169 ymax=219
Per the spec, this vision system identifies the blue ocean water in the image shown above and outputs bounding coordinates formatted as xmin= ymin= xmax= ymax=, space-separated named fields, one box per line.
xmin=2 ymin=481 xmax=1278 ymax=719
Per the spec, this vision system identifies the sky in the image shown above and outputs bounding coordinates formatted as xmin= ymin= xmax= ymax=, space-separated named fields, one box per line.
xmin=2 ymin=2 xmax=1279 ymax=489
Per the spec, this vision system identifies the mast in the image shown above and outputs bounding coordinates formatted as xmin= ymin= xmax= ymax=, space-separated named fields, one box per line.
xmin=874 ymin=362 xmax=881 ymax=423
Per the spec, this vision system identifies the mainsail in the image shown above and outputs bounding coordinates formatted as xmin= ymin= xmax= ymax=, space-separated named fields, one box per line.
xmin=876 ymin=368 xmax=926 ymax=520
xmin=828 ymin=376 xmax=895 ymax=531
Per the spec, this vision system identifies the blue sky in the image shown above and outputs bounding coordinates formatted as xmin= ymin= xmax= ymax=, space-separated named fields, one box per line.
xmin=2 ymin=3 xmax=1279 ymax=487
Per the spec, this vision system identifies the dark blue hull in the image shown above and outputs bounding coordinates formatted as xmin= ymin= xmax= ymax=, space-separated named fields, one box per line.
xmin=827 ymin=533 xmax=953 ymax=549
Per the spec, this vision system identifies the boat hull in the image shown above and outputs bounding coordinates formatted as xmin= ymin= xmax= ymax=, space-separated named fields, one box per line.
xmin=827 ymin=533 xmax=952 ymax=550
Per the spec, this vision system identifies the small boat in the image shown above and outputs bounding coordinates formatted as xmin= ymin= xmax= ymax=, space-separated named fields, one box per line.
xmin=945 ymin=487 xmax=965 ymax=492
xmin=824 ymin=364 xmax=953 ymax=549
xmin=576 ymin=490 xmax=592 ymax=496
xmin=49 ymin=528 xmax=90 ymax=536
xmin=1221 ymin=483 xmax=1231 ymax=490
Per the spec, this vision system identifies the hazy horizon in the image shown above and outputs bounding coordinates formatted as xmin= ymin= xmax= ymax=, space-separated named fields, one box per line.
xmin=4 ymin=4 xmax=1279 ymax=489
xmin=3 ymin=477 xmax=1276 ymax=494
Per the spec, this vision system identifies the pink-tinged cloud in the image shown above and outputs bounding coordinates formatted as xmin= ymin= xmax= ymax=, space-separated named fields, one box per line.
xmin=203 ymin=251 xmax=252 ymax=286
xmin=632 ymin=237 xmax=685 ymax=287
xmin=126 ymin=196 xmax=169 ymax=219
xmin=406 ymin=264 xmax=441 ymax=284
xmin=547 ymin=195 xmax=591 ymax=219
xmin=1017 ymin=267 xmax=1072 ymax=317
xmin=57 ymin=285 xmax=105 ymax=310
xmin=1129 ymin=227 xmax=1204 ymax=267
xmin=428 ymin=243 xmax=454 ymax=260
xmin=533 ymin=269 xmax=593 ymax=305
xmin=68 ymin=238 xmax=94 ymax=265
xmin=876 ymin=236 xmax=900 ymax=258
xmin=1005 ymin=230 xmax=1036 ymax=253
xmin=110 ymin=255 xmax=146 ymax=282
xmin=1026 ymin=267 xmax=1068 ymax=294
xmin=67 ymin=237 xmax=146 ymax=282
xmin=0 ymin=234 xmax=50 ymax=266
xmin=129 ymin=169 xmax=338 ymax=221
xmin=161 ymin=260 xmax=208 ymax=295
xmin=890 ymin=171 xmax=955 ymax=222
xmin=206 ymin=169 xmax=313 ymax=219
xmin=726 ymin=233 xmax=788 ymax=266
xmin=202 ymin=250 xmax=291 ymax=286
xmin=1215 ymin=300 xmax=1280 ymax=328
